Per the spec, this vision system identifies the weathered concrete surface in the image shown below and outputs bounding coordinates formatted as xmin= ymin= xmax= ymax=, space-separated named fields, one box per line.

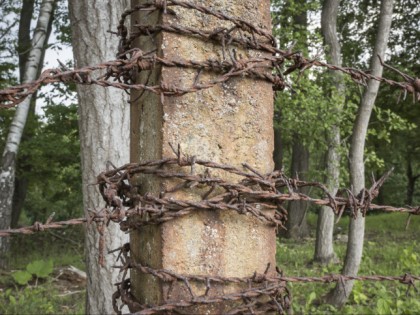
xmin=130 ymin=0 xmax=275 ymax=312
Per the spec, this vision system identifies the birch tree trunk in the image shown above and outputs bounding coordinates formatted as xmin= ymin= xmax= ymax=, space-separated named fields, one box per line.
xmin=314 ymin=0 xmax=344 ymax=265
xmin=18 ymin=0 xmax=36 ymax=82
xmin=0 ymin=0 xmax=55 ymax=269
xmin=68 ymin=1 xmax=129 ymax=313
xmin=12 ymin=0 xmax=55 ymax=228
xmin=327 ymin=0 xmax=394 ymax=306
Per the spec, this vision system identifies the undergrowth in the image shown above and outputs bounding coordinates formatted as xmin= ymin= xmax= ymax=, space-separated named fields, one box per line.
xmin=0 ymin=213 xmax=419 ymax=314
xmin=278 ymin=212 xmax=420 ymax=314
xmin=0 ymin=226 xmax=85 ymax=314
xmin=0 ymin=285 xmax=84 ymax=315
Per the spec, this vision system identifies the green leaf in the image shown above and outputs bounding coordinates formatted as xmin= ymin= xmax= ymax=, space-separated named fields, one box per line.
xmin=26 ymin=259 xmax=53 ymax=278
xmin=306 ymin=291 xmax=316 ymax=307
xmin=11 ymin=270 xmax=32 ymax=285
xmin=354 ymin=292 xmax=368 ymax=305
xmin=8 ymin=294 xmax=16 ymax=305
xmin=377 ymin=298 xmax=391 ymax=315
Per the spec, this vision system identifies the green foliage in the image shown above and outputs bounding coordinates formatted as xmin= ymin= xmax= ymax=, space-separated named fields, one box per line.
xmin=272 ymin=0 xmax=420 ymax=209
xmin=0 ymin=286 xmax=84 ymax=315
xmin=9 ymin=226 xmax=85 ymax=270
xmin=400 ymin=246 xmax=420 ymax=271
xmin=1 ymin=230 xmax=85 ymax=314
xmin=0 ymin=0 xmax=20 ymax=87
xmin=19 ymin=104 xmax=82 ymax=222
xmin=26 ymin=259 xmax=54 ymax=279
xmin=52 ymin=0 xmax=72 ymax=46
xmin=0 ymin=0 xmax=81 ymax=228
xmin=11 ymin=271 xmax=33 ymax=286
xmin=11 ymin=259 xmax=54 ymax=285
xmin=0 ymin=104 xmax=82 ymax=225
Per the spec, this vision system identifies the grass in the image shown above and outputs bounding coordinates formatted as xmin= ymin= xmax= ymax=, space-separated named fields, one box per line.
xmin=0 ymin=285 xmax=85 ymax=315
xmin=0 ymin=213 xmax=419 ymax=314
xmin=0 ymin=226 xmax=86 ymax=314
xmin=277 ymin=212 xmax=420 ymax=314
xmin=7 ymin=226 xmax=85 ymax=270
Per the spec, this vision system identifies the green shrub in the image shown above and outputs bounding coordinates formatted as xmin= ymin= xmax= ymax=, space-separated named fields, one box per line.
xmin=0 ymin=286 xmax=84 ymax=315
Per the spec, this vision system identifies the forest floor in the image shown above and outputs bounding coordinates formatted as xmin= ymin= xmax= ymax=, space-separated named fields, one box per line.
xmin=0 ymin=213 xmax=419 ymax=314
xmin=280 ymin=212 xmax=420 ymax=314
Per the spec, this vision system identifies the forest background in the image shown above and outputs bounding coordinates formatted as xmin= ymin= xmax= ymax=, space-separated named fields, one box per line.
xmin=0 ymin=0 xmax=419 ymax=314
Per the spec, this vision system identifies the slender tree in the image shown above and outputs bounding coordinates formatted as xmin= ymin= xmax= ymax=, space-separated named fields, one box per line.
xmin=314 ymin=0 xmax=344 ymax=264
xmin=406 ymin=152 xmax=420 ymax=205
xmin=287 ymin=140 xmax=310 ymax=238
xmin=68 ymin=1 xmax=130 ymax=313
xmin=0 ymin=0 xmax=56 ymax=268
xmin=327 ymin=0 xmax=394 ymax=306
xmin=12 ymin=0 xmax=55 ymax=228
xmin=285 ymin=0 xmax=311 ymax=239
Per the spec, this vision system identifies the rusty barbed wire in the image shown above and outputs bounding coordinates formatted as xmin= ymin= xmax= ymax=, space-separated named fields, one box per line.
xmin=113 ymin=243 xmax=420 ymax=288
xmin=116 ymin=0 xmax=276 ymax=54
xmin=0 ymin=49 xmax=287 ymax=108
xmin=94 ymin=145 xmax=420 ymax=235
xmin=1 ymin=149 xmax=419 ymax=313
xmin=1 ymin=0 xmax=419 ymax=107
xmin=110 ymin=242 xmax=418 ymax=314
xmin=114 ymin=278 xmax=290 ymax=315
xmin=1 ymin=1 xmax=419 ymax=313
xmin=119 ymin=0 xmax=420 ymax=98
xmin=128 ymin=22 xmax=418 ymax=94
xmin=0 ymin=218 xmax=87 ymax=237
xmin=3 ymin=146 xmax=419 ymax=237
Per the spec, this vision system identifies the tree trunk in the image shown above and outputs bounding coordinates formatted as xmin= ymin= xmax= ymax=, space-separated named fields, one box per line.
xmin=285 ymin=0 xmax=310 ymax=240
xmin=68 ymin=1 xmax=130 ymax=314
xmin=274 ymin=124 xmax=284 ymax=171
xmin=12 ymin=0 xmax=55 ymax=228
xmin=0 ymin=0 xmax=55 ymax=269
xmin=11 ymin=178 xmax=28 ymax=228
xmin=406 ymin=155 xmax=419 ymax=206
xmin=314 ymin=0 xmax=344 ymax=265
xmin=286 ymin=139 xmax=310 ymax=239
xmin=3 ymin=0 xmax=38 ymax=233
xmin=18 ymin=0 xmax=35 ymax=82
xmin=327 ymin=0 xmax=394 ymax=307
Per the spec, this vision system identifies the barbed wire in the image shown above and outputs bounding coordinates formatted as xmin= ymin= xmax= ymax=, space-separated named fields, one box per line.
xmin=1 ymin=148 xmax=419 ymax=313
xmin=0 ymin=49 xmax=289 ymax=108
xmin=1 ymin=148 xmax=419 ymax=238
xmin=0 ymin=1 xmax=419 ymax=108
xmin=118 ymin=0 xmax=419 ymax=98
xmin=110 ymin=242 xmax=418 ymax=314
xmin=1 ymin=1 xmax=419 ymax=313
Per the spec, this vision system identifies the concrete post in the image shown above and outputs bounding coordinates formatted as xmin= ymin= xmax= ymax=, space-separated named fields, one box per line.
xmin=130 ymin=0 xmax=275 ymax=312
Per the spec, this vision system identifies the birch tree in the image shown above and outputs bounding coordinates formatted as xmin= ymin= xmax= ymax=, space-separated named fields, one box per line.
xmin=12 ymin=0 xmax=55 ymax=228
xmin=314 ymin=0 xmax=344 ymax=265
xmin=0 ymin=0 xmax=56 ymax=268
xmin=327 ymin=0 xmax=394 ymax=306
xmin=68 ymin=1 xmax=129 ymax=313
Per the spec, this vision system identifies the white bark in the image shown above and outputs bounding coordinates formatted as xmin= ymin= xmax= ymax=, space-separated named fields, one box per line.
xmin=68 ymin=1 xmax=129 ymax=314
xmin=314 ymin=0 xmax=343 ymax=265
xmin=328 ymin=0 xmax=394 ymax=307
xmin=0 ymin=0 xmax=55 ymax=268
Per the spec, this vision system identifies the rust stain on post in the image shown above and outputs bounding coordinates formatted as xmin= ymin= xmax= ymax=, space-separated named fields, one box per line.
xmin=130 ymin=0 xmax=275 ymax=312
